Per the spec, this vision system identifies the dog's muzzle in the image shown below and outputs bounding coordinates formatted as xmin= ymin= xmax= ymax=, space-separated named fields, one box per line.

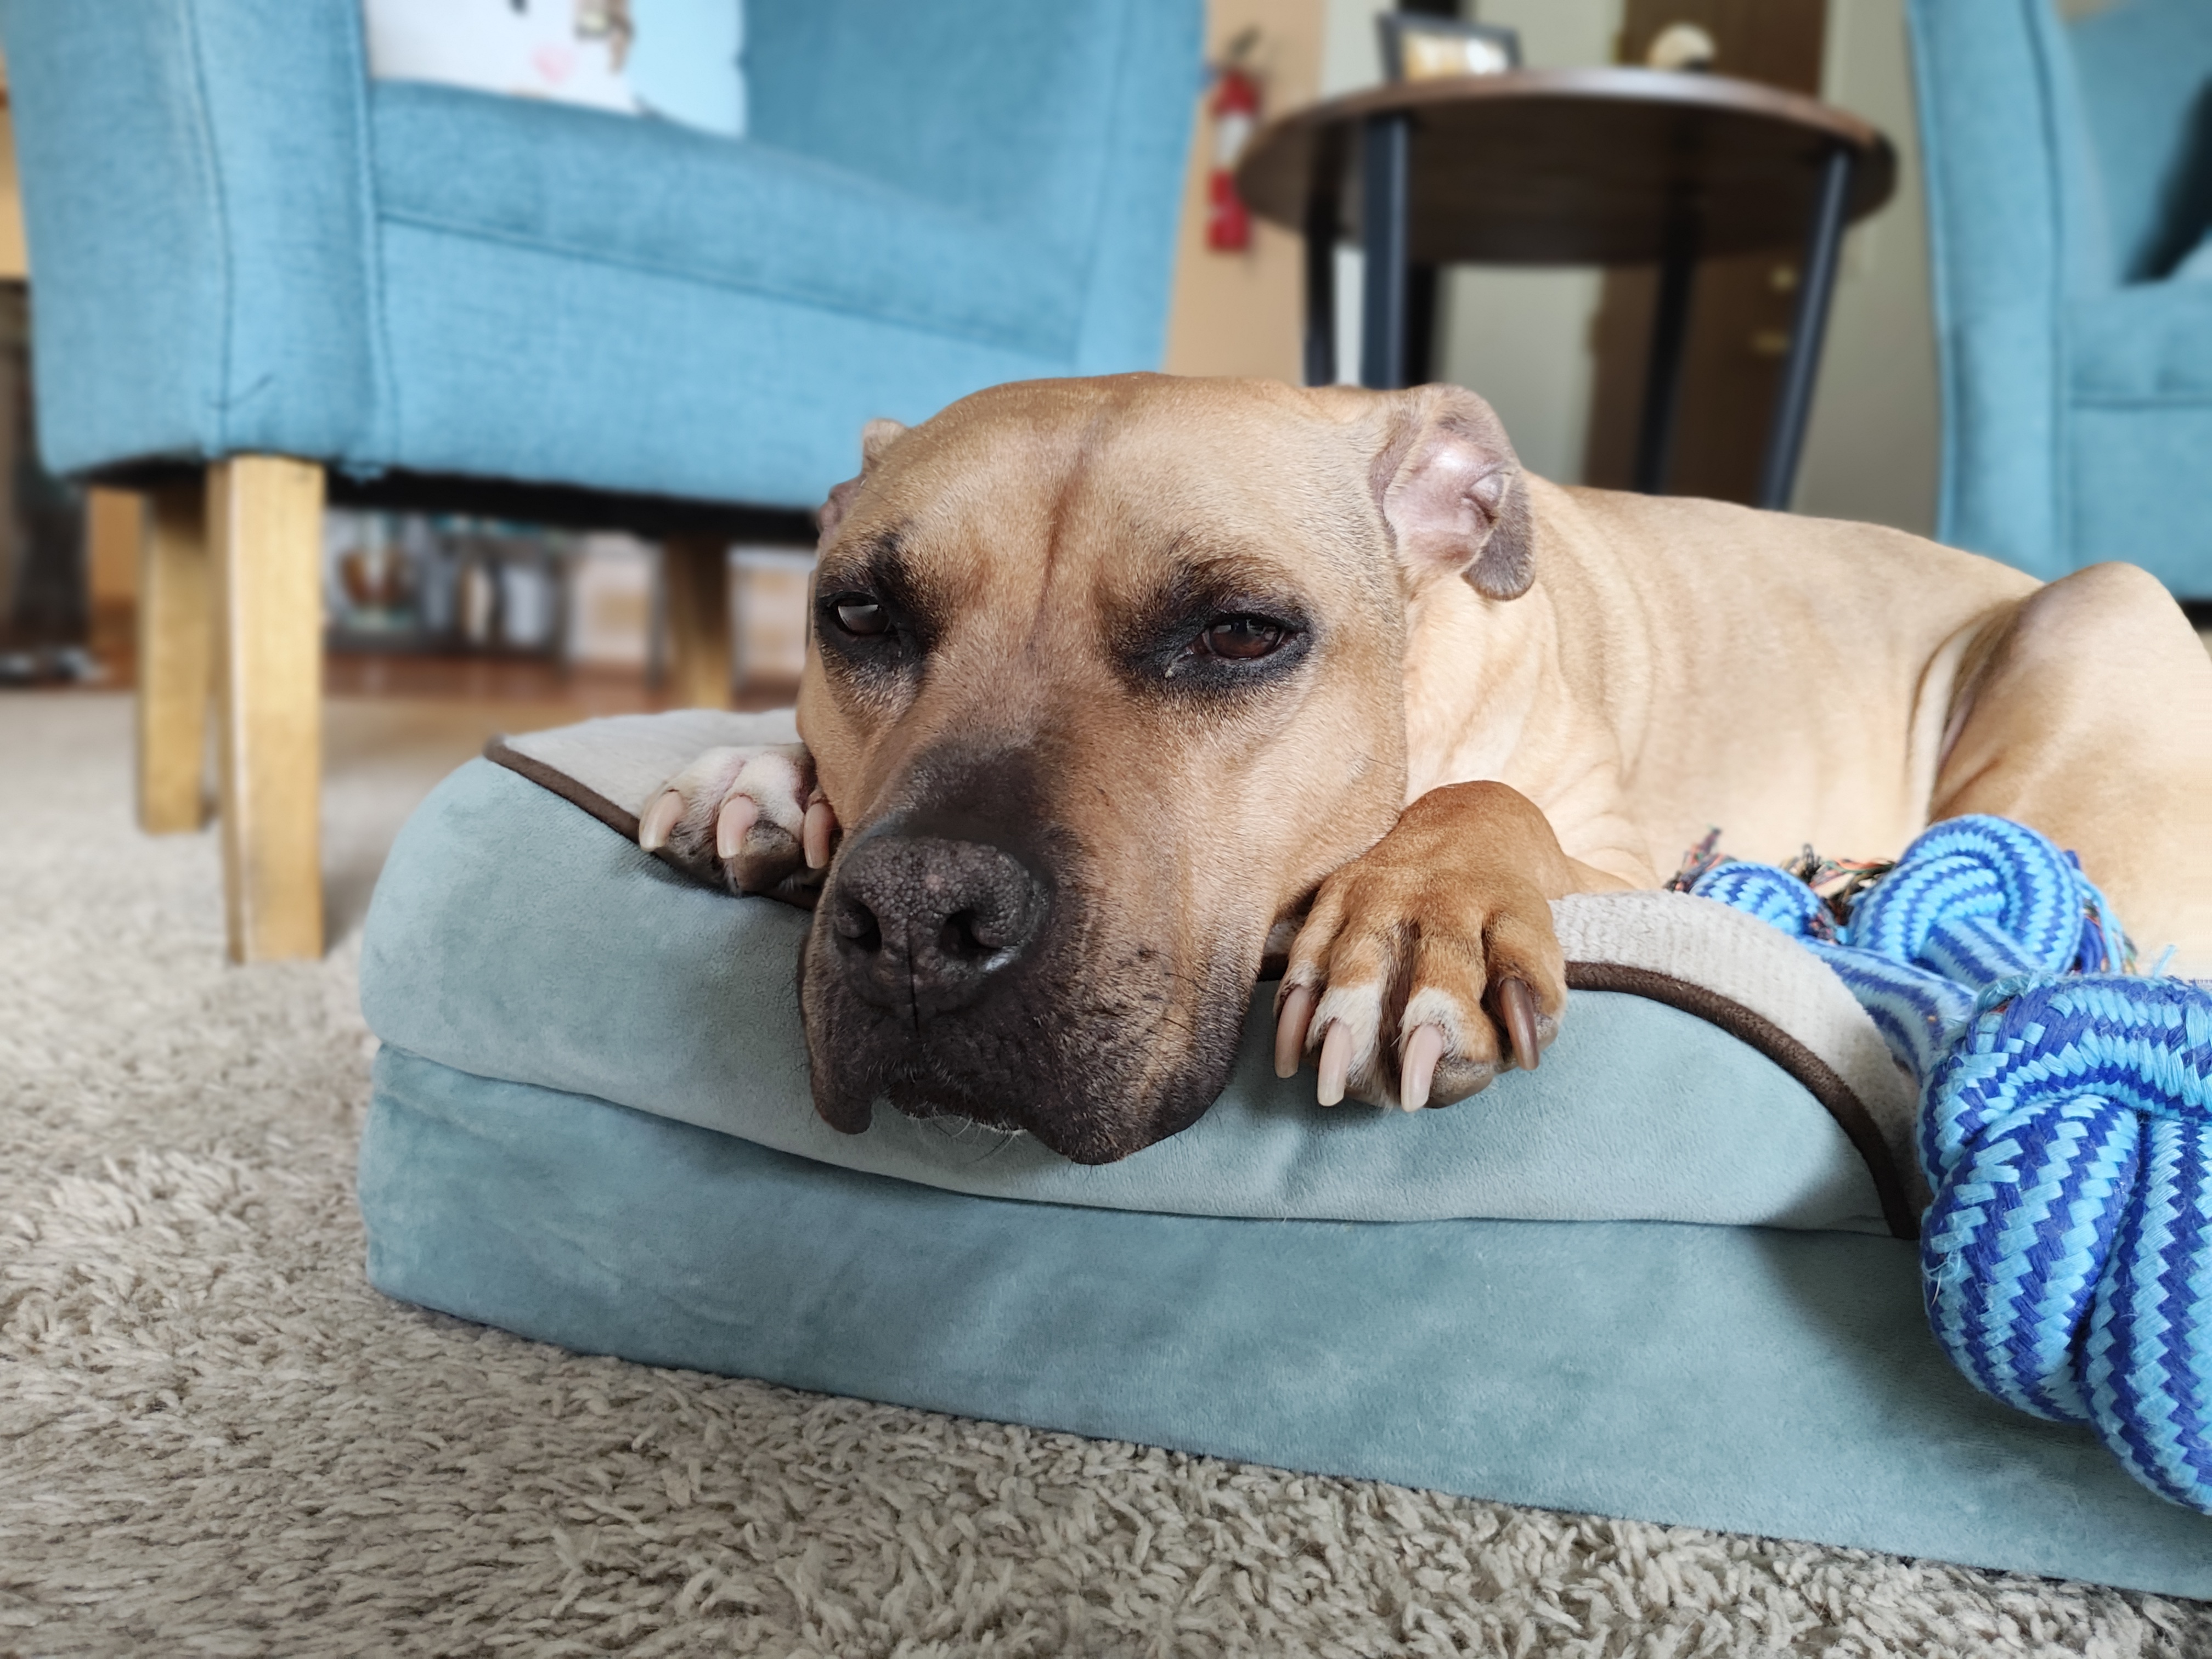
xmin=797 ymin=784 xmax=1251 ymax=1165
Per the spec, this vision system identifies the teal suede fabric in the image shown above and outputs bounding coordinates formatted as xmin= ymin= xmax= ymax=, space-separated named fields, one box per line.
xmin=371 ymin=224 xmax=1067 ymax=509
xmin=2072 ymin=278 xmax=2212 ymax=402
xmin=748 ymin=1 xmax=1159 ymax=262
xmin=371 ymin=84 xmax=1085 ymax=359
xmin=1907 ymin=0 xmax=2212 ymax=595
xmin=356 ymin=1052 xmax=2212 ymax=1597
xmin=743 ymin=0 xmax=1201 ymax=372
xmin=359 ymin=758 xmax=1894 ymax=1233
xmin=2069 ymin=0 xmax=2212 ymax=281
xmin=0 ymin=0 xmax=1199 ymax=508
xmin=0 ymin=0 xmax=390 ymax=473
xmin=2071 ymin=406 xmax=2212 ymax=591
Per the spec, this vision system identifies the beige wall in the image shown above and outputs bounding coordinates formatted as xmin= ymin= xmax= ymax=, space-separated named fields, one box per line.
xmin=1160 ymin=0 xmax=1328 ymax=382
xmin=1792 ymin=0 xmax=1939 ymax=535
xmin=0 ymin=58 xmax=26 ymax=282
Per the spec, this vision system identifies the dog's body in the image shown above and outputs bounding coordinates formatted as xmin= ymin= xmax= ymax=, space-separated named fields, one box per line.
xmin=1398 ymin=471 xmax=2208 ymax=919
xmin=641 ymin=375 xmax=2212 ymax=1157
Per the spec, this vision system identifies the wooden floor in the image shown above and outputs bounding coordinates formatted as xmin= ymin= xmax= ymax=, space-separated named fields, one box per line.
xmin=65 ymin=602 xmax=798 ymax=720
xmin=323 ymin=650 xmax=795 ymax=715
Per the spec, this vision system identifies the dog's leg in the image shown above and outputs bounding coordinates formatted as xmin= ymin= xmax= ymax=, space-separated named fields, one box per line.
xmin=637 ymin=743 xmax=837 ymax=898
xmin=1933 ymin=562 xmax=2212 ymax=975
xmin=1274 ymin=781 xmax=1621 ymax=1111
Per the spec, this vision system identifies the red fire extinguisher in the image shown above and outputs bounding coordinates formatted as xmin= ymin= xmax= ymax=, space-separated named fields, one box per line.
xmin=1206 ymin=31 xmax=1262 ymax=253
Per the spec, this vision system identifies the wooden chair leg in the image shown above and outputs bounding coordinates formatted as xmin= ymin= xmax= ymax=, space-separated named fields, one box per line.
xmin=209 ymin=456 xmax=325 ymax=963
xmin=135 ymin=482 xmax=213 ymax=833
xmin=87 ymin=488 xmax=146 ymax=685
xmin=662 ymin=534 xmax=732 ymax=709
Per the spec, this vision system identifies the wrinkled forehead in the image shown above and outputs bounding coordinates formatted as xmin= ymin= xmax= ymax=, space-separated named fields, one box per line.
xmin=819 ymin=383 xmax=1388 ymax=616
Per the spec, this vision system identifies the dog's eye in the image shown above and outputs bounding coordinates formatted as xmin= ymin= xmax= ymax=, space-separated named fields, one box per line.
xmin=831 ymin=595 xmax=888 ymax=637
xmin=1198 ymin=614 xmax=1286 ymax=661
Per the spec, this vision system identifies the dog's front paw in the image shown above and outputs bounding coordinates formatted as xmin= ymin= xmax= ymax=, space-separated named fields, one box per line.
xmin=638 ymin=744 xmax=838 ymax=899
xmin=1273 ymin=782 xmax=1567 ymax=1111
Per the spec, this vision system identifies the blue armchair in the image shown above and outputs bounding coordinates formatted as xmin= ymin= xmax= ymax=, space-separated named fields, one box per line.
xmin=1906 ymin=0 xmax=2212 ymax=597
xmin=0 ymin=0 xmax=1199 ymax=958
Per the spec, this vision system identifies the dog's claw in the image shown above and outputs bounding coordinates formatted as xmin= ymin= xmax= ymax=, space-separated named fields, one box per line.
xmin=639 ymin=789 xmax=683 ymax=853
xmin=1274 ymin=984 xmax=1315 ymax=1079
xmin=1316 ymin=1022 xmax=1352 ymax=1107
xmin=641 ymin=743 xmax=820 ymax=898
xmin=1495 ymin=976 xmax=1541 ymax=1071
xmin=715 ymin=793 xmax=760 ymax=860
xmin=803 ymin=798 xmax=838 ymax=869
xmin=1400 ymin=1024 xmax=1446 ymax=1110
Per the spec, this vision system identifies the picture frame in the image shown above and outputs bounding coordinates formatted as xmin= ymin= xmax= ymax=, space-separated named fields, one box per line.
xmin=1376 ymin=13 xmax=1521 ymax=83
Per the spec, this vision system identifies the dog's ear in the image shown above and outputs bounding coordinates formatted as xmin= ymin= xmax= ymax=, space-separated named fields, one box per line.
xmin=1372 ymin=386 xmax=1534 ymax=602
xmin=819 ymin=418 xmax=912 ymax=544
xmin=860 ymin=417 xmax=907 ymax=466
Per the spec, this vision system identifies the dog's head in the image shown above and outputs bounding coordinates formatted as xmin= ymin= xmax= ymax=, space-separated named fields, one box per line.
xmin=794 ymin=374 xmax=1533 ymax=1161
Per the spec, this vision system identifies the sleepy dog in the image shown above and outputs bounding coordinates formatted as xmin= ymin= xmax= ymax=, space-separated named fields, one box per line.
xmin=638 ymin=374 xmax=2212 ymax=1164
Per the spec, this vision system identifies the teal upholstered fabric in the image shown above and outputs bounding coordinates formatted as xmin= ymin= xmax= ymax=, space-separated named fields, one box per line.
xmin=0 ymin=0 xmax=1198 ymax=509
xmin=373 ymin=225 xmax=1066 ymax=509
xmin=1908 ymin=0 xmax=2212 ymax=595
xmin=371 ymin=85 xmax=1084 ymax=359
xmin=355 ymin=1052 xmax=2212 ymax=1596
xmin=2072 ymin=277 xmax=2212 ymax=401
xmin=743 ymin=0 xmax=1201 ymax=373
xmin=359 ymin=757 xmax=1895 ymax=1234
xmin=0 ymin=0 xmax=389 ymax=473
xmin=2068 ymin=0 xmax=2212 ymax=282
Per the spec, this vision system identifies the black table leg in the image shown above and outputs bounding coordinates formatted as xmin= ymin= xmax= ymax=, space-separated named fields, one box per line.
xmin=1632 ymin=215 xmax=1699 ymax=495
xmin=1406 ymin=263 xmax=1442 ymax=386
xmin=1359 ymin=111 xmax=1412 ymax=390
xmin=1757 ymin=144 xmax=1855 ymax=511
xmin=1303 ymin=188 xmax=1338 ymax=388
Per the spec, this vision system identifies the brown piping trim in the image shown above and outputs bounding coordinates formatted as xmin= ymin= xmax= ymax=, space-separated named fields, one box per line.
xmin=487 ymin=738 xmax=640 ymax=839
xmin=486 ymin=739 xmax=1916 ymax=1239
xmin=484 ymin=737 xmax=748 ymax=898
xmin=1568 ymin=960 xmax=1917 ymax=1240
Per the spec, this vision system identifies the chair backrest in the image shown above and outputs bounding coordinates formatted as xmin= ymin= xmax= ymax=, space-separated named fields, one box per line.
xmin=1907 ymin=0 xmax=2102 ymax=573
xmin=2067 ymin=0 xmax=2212 ymax=282
xmin=744 ymin=0 xmax=1199 ymax=373
xmin=0 ymin=0 xmax=1200 ymax=480
xmin=745 ymin=0 xmax=1178 ymax=257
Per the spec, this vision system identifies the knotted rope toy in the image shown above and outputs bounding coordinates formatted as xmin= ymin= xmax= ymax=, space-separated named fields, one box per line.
xmin=1692 ymin=817 xmax=2212 ymax=1513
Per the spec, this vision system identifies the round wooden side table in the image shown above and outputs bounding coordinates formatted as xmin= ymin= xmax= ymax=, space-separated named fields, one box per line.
xmin=1234 ymin=67 xmax=1895 ymax=507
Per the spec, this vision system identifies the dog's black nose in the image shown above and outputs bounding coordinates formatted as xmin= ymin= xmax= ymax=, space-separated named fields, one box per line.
xmin=828 ymin=833 xmax=1047 ymax=1017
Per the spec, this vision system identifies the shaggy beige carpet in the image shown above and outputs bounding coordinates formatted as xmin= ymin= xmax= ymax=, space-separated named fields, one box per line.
xmin=3 ymin=692 xmax=2208 ymax=1658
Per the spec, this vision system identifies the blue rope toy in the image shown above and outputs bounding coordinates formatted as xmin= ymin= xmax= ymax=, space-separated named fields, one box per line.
xmin=1691 ymin=816 xmax=2212 ymax=1514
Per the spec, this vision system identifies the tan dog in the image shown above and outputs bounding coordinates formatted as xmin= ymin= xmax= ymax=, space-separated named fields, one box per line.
xmin=639 ymin=374 xmax=2212 ymax=1162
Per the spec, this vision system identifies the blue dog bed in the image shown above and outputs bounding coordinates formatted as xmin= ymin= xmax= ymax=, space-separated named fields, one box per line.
xmin=356 ymin=712 xmax=2212 ymax=1596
